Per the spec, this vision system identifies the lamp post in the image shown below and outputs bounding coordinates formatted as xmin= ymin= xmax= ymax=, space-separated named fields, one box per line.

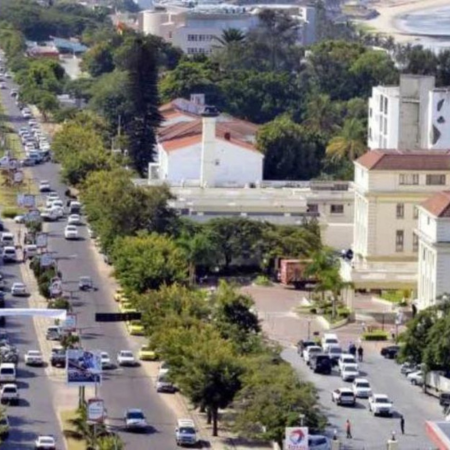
xmin=299 ymin=413 xmax=305 ymax=427
xmin=307 ymin=319 xmax=311 ymax=340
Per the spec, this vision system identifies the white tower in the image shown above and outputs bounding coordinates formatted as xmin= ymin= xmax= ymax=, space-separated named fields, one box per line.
xmin=200 ymin=106 xmax=219 ymax=187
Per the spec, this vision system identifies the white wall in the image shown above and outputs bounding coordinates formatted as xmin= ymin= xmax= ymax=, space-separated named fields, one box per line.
xmin=427 ymin=90 xmax=450 ymax=149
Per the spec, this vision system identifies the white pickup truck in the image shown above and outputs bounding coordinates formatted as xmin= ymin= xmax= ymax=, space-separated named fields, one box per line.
xmin=426 ymin=371 xmax=450 ymax=397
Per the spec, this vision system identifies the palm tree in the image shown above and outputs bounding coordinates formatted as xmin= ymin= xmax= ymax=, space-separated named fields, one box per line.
xmin=304 ymin=94 xmax=340 ymax=137
xmin=326 ymin=118 xmax=366 ymax=162
xmin=213 ymin=28 xmax=246 ymax=47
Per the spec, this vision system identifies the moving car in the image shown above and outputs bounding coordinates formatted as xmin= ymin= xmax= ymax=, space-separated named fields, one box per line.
xmin=117 ymin=350 xmax=138 ymax=367
xmin=327 ymin=345 xmax=343 ymax=366
xmin=24 ymin=350 xmax=44 ymax=366
xmin=368 ymin=394 xmax=394 ymax=416
xmin=352 ymin=378 xmax=372 ymax=398
xmin=341 ymin=363 xmax=359 ymax=382
xmin=0 ymin=413 xmax=10 ymax=439
xmin=46 ymin=327 xmax=61 ymax=341
xmin=124 ymin=408 xmax=147 ymax=432
xmin=79 ymin=276 xmax=94 ymax=291
xmin=400 ymin=362 xmax=419 ymax=376
xmin=2 ymin=246 xmax=17 ymax=263
xmin=138 ymin=345 xmax=157 ymax=361
xmin=39 ymin=180 xmax=51 ymax=192
xmin=50 ymin=347 xmax=66 ymax=368
xmin=64 ymin=225 xmax=79 ymax=240
xmin=175 ymin=418 xmax=199 ymax=447
xmin=0 ymin=384 xmax=19 ymax=405
xmin=380 ymin=345 xmax=400 ymax=359
xmin=297 ymin=339 xmax=316 ymax=356
xmin=338 ymin=354 xmax=357 ymax=372
xmin=331 ymin=387 xmax=356 ymax=406
xmin=23 ymin=244 xmax=38 ymax=260
xmin=35 ymin=435 xmax=56 ymax=449
xmin=304 ymin=345 xmax=322 ymax=365
xmin=309 ymin=354 xmax=332 ymax=375
xmin=100 ymin=352 xmax=114 ymax=370
xmin=11 ymin=282 xmax=27 ymax=296
xmin=127 ymin=320 xmax=145 ymax=336
xmin=407 ymin=370 xmax=424 ymax=386
xmin=68 ymin=214 xmax=82 ymax=225
xmin=321 ymin=333 xmax=339 ymax=352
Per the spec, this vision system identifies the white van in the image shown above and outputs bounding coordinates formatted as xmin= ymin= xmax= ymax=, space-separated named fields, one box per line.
xmin=23 ymin=244 xmax=38 ymax=259
xmin=321 ymin=333 xmax=339 ymax=352
xmin=2 ymin=246 xmax=17 ymax=262
xmin=0 ymin=363 xmax=16 ymax=383
xmin=175 ymin=418 xmax=199 ymax=447
xmin=0 ymin=232 xmax=14 ymax=246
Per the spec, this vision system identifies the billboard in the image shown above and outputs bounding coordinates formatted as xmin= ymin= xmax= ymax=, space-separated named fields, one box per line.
xmin=87 ymin=398 xmax=106 ymax=423
xmin=66 ymin=350 xmax=102 ymax=386
xmin=36 ymin=232 xmax=48 ymax=248
xmin=17 ymin=194 xmax=35 ymax=208
xmin=285 ymin=427 xmax=309 ymax=450
xmin=62 ymin=312 xmax=77 ymax=333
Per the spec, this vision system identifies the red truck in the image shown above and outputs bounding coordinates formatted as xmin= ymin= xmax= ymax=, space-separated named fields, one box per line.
xmin=278 ymin=258 xmax=315 ymax=289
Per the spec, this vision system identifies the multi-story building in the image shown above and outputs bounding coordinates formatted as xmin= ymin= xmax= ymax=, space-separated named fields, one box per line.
xmin=368 ymin=75 xmax=450 ymax=151
xmin=416 ymin=191 xmax=450 ymax=310
xmin=137 ymin=3 xmax=316 ymax=55
xmin=341 ymin=149 xmax=450 ymax=293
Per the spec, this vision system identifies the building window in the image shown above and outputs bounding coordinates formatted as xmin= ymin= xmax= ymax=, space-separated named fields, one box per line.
xmin=379 ymin=95 xmax=383 ymax=112
xmin=187 ymin=34 xmax=198 ymax=41
xmin=413 ymin=206 xmax=419 ymax=219
xmin=396 ymin=230 xmax=404 ymax=252
xmin=396 ymin=203 xmax=404 ymax=219
xmin=368 ymin=127 xmax=372 ymax=140
xmin=330 ymin=204 xmax=344 ymax=214
xmin=383 ymin=118 xmax=387 ymax=134
xmin=308 ymin=204 xmax=319 ymax=213
xmin=413 ymin=233 xmax=419 ymax=252
xmin=426 ymin=174 xmax=446 ymax=185
xmin=399 ymin=174 xmax=419 ymax=185
xmin=384 ymin=97 xmax=388 ymax=114
xmin=369 ymin=108 xmax=372 ymax=118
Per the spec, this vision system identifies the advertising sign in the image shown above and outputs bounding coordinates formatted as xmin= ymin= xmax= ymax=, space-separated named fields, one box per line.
xmin=40 ymin=253 xmax=54 ymax=267
xmin=285 ymin=427 xmax=309 ymax=450
xmin=24 ymin=209 xmax=41 ymax=223
xmin=36 ymin=232 xmax=48 ymax=248
xmin=13 ymin=170 xmax=24 ymax=183
xmin=62 ymin=312 xmax=77 ymax=333
xmin=87 ymin=398 xmax=105 ymax=423
xmin=66 ymin=350 xmax=102 ymax=386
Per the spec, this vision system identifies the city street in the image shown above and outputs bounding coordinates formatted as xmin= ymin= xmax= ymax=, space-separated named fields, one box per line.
xmin=0 ymin=73 xmax=179 ymax=448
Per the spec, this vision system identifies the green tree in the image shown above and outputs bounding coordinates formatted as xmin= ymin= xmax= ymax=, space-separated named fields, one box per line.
xmin=423 ymin=314 xmax=450 ymax=371
xmin=121 ymin=37 xmax=163 ymax=173
xmin=81 ymin=41 xmax=115 ymax=77
xmin=326 ymin=118 xmax=366 ymax=162
xmin=257 ymin=116 xmax=325 ymax=180
xmin=112 ymin=232 xmax=188 ymax=293
xmin=34 ymin=90 xmax=59 ymax=121
xmin=303 ymin=94 xmax=340 ymax=137
xmin=213 ymin=28 xmax=246 ymax=47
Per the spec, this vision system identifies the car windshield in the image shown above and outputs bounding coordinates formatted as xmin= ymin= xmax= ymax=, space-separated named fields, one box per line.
xmin=345 ymin=367 xmax=358 ymax=373
xmin=121 ymin=351 xmax=133 ymax=357
xmin=101 ymin=353 xmax=109 ymax=359
xmin=341 ymin=392 xmax=354 ymax=397
xmin=329 ymin=348 xmax=342 ymax=354
xmin=3 ymin=387 xmax=15 ymax=393
xmin=375 ymin=397 xmax=390 ymax=403
xmin=40 ymin=437 xmax=54 ymax=444
xmin=180 ymin=426 xmax=196 ymax=434
xmin=357 ymin=382 xmax=370 ymax=388
xmin=127 ymin=411 xmax=144 ymax=420
xmin=28 ymin=351 xmax=40 ymax=356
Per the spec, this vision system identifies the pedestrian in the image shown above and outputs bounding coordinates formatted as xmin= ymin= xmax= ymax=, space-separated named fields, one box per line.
xmin=390 ymin=327 xmax=396 ymax=341
xmin=400 ymin=415 xmax=405 ymax=435
xmin=357 ymin=345 xmax=364 ymax=362
xmin=361 ymin=321 xmax=366 ymax=333
xmin=346 ymin=419 xmax=352 ymax=439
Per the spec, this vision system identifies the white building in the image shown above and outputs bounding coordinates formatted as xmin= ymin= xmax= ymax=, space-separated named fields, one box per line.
xmin=341 ymin=149 xmax=450 ymax=291
xmin=368 ymin=75 xmax=450 ymax=151
xmin=417 ymin=191 xmax=450 ymax=310
xmin=151 ymin=103 xmax=263 ymax=187
xmin=138 ymin=3 xmax=316 ymax=55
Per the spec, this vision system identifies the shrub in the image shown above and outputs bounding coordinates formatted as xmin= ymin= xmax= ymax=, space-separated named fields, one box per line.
xmin=337 ymin=307 xmax=351 ymax=318
xmin=2 ymin=208 xmax=22 ymax=218
xmin=48 ymin=298 xmax=70 ymax=310
xmin=363 ymin=330 xmax=389 ymax=341
xmin=254 ymin=275 xmax=272 ymax=286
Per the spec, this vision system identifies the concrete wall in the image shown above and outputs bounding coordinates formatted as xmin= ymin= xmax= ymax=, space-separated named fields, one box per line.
xmin=427 ymin=90 xmax=450 ymax=150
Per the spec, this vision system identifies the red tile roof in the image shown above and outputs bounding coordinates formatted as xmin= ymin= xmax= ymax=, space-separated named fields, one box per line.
xmin=356 ymin=149 xmax=450 ymax=171
xmin=421 ymin=191 xmax=450 ymax=218
xmin=158 ymin=118 xmax=260 ymax=153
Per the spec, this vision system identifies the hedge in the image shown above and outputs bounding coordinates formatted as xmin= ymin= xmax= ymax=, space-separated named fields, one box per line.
xmin=2 ymin=207 xmax=22 ymax=218
xmin=362 ymin=330 xmax=389 ymax=341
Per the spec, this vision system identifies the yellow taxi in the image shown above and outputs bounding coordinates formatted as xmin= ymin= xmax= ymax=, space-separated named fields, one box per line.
xmin=126 ymin=320 xmax=145 ymax=336
xmin=138 ymin=344 xmax=157 ymax=361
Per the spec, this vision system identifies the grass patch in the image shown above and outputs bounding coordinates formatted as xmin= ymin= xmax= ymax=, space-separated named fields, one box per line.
xmin=60 ymin=410 xmax=85 ymax=450
xmin=380 ymin=290 xmax=408 ymax=305
xmin=363 ymin=330 xmax=388 ymax=341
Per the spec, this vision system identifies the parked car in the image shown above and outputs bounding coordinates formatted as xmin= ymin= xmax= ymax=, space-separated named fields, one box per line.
xmin=341 ymin=363 xmax=359 ymax=382
xmin=400 ymin=362 xmax=420 ymax=376
xmin=368 ymin=394 xmax=394 ymax=416
xmin=331 ymin=388 xmax=356 ymax=406
xmin=327 ymin=346 xmax=343 ymax=366
xmin=309 ymin=354 xmax=332 ymax=375
xmin=100 ymin=352 xmax=114 ymax=370
xmin=35 ymin=435 xmax=56 ymax=449
xmin=308 ymin=435 xmax=331 ymax=450
xmin=24 ymin=350 xmax=44 ymax=366
xmin=297 ymin=339 xmax=316 ymax=356
xmin=440 ymin=392 xmax=450 ymax=407
xmin=304 ymin=346 xmax=322 ymax=365
xmin=380 ymin=345 xmax=400 ymax=359
xmin=50 ymin=347 xmax=66 ymax=368
xmin=11 ymin=283 xmax=27 ymax=296
xmin=408 ymin=370 xmax=424 ymax=386
xmin=0 ymin=384 xmax=19 ymax=405
xmin=338 ymin=354 xmax=357 ymax=372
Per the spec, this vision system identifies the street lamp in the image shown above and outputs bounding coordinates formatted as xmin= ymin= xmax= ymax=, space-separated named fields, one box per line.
xmin=307 ymin=319 xmax=311 ymax=340
xmin=299 ymin=413 xmax=305 ymax=427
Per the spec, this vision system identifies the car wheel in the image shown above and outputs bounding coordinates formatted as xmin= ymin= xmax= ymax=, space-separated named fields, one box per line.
xmin=411 ymin=379 xmax=417 ymax=385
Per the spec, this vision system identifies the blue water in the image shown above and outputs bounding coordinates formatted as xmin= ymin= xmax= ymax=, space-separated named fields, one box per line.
xmin=397 ymin=5 xmax=450 ymax=49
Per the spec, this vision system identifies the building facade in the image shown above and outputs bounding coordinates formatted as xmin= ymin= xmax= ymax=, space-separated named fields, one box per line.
xmin=138 ymin=3 xmax=316 ymax=55
xmin=416 ymin=191 xmax=450 ymax=310
xmin=341 ymin=149 xmax=450 ymax=291
xmin=368 ymin=75 xmax=450 ymax=151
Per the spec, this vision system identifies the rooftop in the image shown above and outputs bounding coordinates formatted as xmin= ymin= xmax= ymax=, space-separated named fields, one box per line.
xmin=356 ymin=149 xmax=450 ymax=171
xmin=421 ymin=191 xmax=450 ymax=218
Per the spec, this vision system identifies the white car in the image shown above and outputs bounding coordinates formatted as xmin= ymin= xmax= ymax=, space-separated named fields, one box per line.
xmin=49 ymin=200 xmax=63 ymax=209
xmin=352 ymin=378 xmax=372 ymax=398
xmin=117 ymin=350 xmax=138 ymax=366
xmin=407 ymin=370 xmax=424 ymax=386
xmin=0 ymin=384 xmax=19 ymax=405
xmin=46 ymin=193 xmax=59 ymax=202
xmin=11 ymin=283 xmax=27 ymax=296
xmin=39 ymin=180 xmax=51 ymax=192
xmin=338 ymin=354 xmax=357 ymax=372
xmin=64 ymin=225 xmax=79 ymax=240
xmin=124 ymin=408 xmax=147 ymax=431
xmin=68 ymin=214 xmax=82 ymax=225
xmin=341 ymin=363 xmax=359 ymax=382
xmin=368 ymin=394 xmax=394 ymax=416
xmin=331 ymin=387 xmax=356 ymax=406
xmin=35 ymin=435 xmax=56 ymax=449
xmin=304 ymin=345 xmax=322 ymax=365
xmin=24 ymin=350 xmax=44 ymax=366
xmin=100 ymin=352 xmax=113 ymax=370
xmin=13 ymin=215 xmax=25 ymax=224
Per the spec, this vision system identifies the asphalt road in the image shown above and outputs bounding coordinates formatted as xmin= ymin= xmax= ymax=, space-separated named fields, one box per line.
xmin=0 ymin=63 xmax=179 ymax=448
xmin=283 ymin=347 xmax=442 ymax=449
